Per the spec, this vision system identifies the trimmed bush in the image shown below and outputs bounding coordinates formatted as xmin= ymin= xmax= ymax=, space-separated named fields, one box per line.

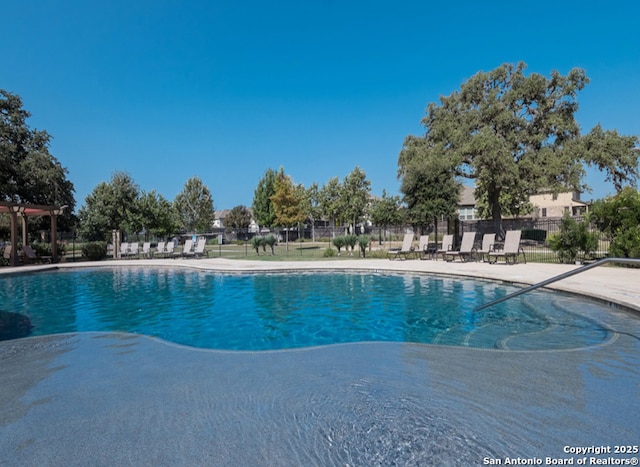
xmin=263 ymin=234 xmax=277 ymax=255
xmin=332 ymin=236 xmax=345 ymax=255
xmin=82 ymin=241 xmax=107 ymax=261
xmin=250 ymin=236 xmax=263 ymax=255
xmin=323 ymin=247 xmax=337 ymax=258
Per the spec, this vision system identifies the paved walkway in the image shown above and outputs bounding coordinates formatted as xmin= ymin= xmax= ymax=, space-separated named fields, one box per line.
xmin=1 ymin=259 xmax=639 ymax=465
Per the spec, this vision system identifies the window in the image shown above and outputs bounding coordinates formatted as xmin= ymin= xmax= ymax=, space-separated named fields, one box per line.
xmin=541 ymin=208 xmax=547 ymax=217
xmin=552 ymin=193 xmax=558 ymax=201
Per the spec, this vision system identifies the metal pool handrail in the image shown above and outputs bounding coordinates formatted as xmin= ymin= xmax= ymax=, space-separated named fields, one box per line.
xmin=474 ymin=257 xmax=640 ymax=311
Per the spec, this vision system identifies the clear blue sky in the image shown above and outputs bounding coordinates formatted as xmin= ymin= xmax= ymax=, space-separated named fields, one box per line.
xmin=2 ymin=0 xmax=639 ymax=211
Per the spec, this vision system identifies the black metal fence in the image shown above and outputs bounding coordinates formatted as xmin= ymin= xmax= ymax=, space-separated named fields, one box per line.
xmin=55 ymin=216 xmax=609 ymax=263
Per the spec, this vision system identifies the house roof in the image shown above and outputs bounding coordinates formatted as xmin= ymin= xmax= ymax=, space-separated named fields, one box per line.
xmin=459 ymin=186 xmax=476 ymax=206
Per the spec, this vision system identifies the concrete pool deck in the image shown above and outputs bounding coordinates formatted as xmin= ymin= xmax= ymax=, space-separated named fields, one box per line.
xmin=1 ymin=259 xmax=639 ymax=465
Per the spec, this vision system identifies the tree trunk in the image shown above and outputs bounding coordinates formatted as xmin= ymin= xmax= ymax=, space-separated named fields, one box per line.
xmin=488 ymin=188 xmax=503 ymax=235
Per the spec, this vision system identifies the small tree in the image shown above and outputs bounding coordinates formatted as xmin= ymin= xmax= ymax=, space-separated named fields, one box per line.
xmin=332 ymin=236 xmax=345 ymax=255
xmin=270 ymin=170 xmax=305 ymax=251
xmin=369 ymin=190 xmax=403 ymax=244
xmin=358 ymin=235 xmax=370 ymax=257
xmin=252 ymin=168 xmax=278 ymax=229
xmin=589 ymin=187 xmax=640 ymax=258
xmin=343 ymin=234 xmax=358 ymax=255
xmin=173 ymin=176 xmax=215 ymax=233
xmin=226 ymin=205 xmax=252 ymax=229
xmin=548 ymin=214 xmax=598 ymax=263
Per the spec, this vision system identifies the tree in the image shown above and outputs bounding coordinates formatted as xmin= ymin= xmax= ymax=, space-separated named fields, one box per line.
xmin=270 ymin=170 xmax=305 ymax=250
xmin=319 ymin=177 xmax=342 ymax=229
xmin=77 ymin=171 xmax=140 ymax=241
xmin=399 ymin=62 xmax=639 ymax=228
xmin=173 ymin=176 xmax=215 ymax=233
xmin=1 ymin=89 xmax=76 ymax=230
xmin=252 ymin=168 xmax=278 ymax=229
xmin=302 ymin=182 xmax=322 ymax=241
xmin=225 ymin=205 xmax=252 ymax=229
xmin=400 ymin=153 xmax=460 ymax=236
xmin=369 ymin=190 xmax=403 ymax=244
xmin=589 ymin=187 xmax=640 ymax=258
xmin=137 ymin=190 xmax=177 ymax=239
xmin=340 ymin=166 xmax=371 ymax=233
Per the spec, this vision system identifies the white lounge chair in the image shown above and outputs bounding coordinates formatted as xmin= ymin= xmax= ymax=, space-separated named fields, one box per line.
xmin=22 ymin=245 xmax=52 ymax=264
xmin=488 ymin=230 xmax=526 ymax=264
xmin=173 ymin=239 xmax=193 ymax=258
xmin=154 ymin=241 xmax=165 ymax=258
xmin=183 ymin=238 xmax=208 ymax=259
xmin=477 ymin=233 xmax=496 ymax=262
xmin=119 ymin=242 xmax=129 ymax=259
xmin=388 ymin=233 xmax=415 ymax=260
xmin=444 ymin=232 xmax=477 ymax=262
xmin=142 ymin=242 xmax=152 ymax=259
xmin=435 ymin=234 xmax=454 ymax=261
xmin=418 ymin=235 xmax=436 ymax=260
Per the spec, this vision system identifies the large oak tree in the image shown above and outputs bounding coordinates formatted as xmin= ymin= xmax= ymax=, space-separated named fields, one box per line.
xmin=399 ymin=63 xmax=639 ymax=228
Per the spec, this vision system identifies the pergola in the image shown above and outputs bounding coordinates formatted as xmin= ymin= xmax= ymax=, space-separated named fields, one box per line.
xmin=0 ymin=201 xmax=66 ymax=266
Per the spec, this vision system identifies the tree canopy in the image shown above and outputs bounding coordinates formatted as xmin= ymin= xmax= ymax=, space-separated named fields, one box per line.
xmin=77 ymin=171 xmax=140 ymax=241
xmin=589 ymin=187 xmax=640 ymax=258
xmin=271 ymin=170 xmax=305 ymax=228
xmin=339 ymin=166 xmax=371 ymax=232
xmin=225 ymin=205 xmax=252 ymax=229
xmin=173 ymin=176 xmax=215 ymax=233
xmin=398 ymin=62 xmax=639 ymax=226
xmin=1 ymin=89 xmax=75 ymax=230
xmin=252 ymin=168 xmax=278 ymax=228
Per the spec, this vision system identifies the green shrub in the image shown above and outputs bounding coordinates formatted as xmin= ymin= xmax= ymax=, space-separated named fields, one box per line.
xmin=609 ymin=227 xmax=640 ymax=259
xmin=250 ymin=236 xmax=263 ymax=255
xmin=548 ymin=214 xmax=598 ymax=263
xmin=263 ymin=234 xmax=277 ymax=255
xmin=82 ymin=241 xmax=107 ymax=261
xmin=343 ymin=234 xmax=358 ymax=254
xmin=323 ymin=247 xmax=337 ymax=258
xmin=332 ymin=236 xmax=345 ymax=255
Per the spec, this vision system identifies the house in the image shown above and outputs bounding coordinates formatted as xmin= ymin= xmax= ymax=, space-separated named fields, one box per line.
xmin=456 ymin=186 xmax=589 ymax=220
xmin=529 ymin=191 xmax=589 ymax=218
xmin=458 ymin=186 xmax=478 ymax=220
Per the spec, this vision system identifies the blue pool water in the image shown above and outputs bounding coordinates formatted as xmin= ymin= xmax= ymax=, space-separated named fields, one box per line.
xmin=0 ymin=267 xmax=616 ymax=350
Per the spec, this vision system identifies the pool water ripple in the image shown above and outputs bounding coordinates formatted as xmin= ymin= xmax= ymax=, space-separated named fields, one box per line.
xmin=0 ymin=267 xmax=622 ymax=351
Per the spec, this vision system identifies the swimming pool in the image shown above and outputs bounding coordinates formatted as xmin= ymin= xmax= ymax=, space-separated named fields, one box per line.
xmin=0 ymin=267 xmax=620 ymax=350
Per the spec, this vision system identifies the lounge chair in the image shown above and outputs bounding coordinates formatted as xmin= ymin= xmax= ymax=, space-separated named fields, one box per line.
xmin=183 ymin=238 xmax=208 ymax=259
xmin=388 ymin=233 xmax=415 ymax=260
xmin=477 ymin=233 xmax=496 ymax=262
xmin=418 ymin=235 xmax=436 ymax=260
xmin=155 ymin=241 xmax=165 ymax=258
xmin=173 ymin=239 xmax=193 ymax=258
xmin=126 ymin=242 xmax=139 ymax=259
xmin=22 ymin=245 xmax=52 ymax=264
xmin=435 ymin=234 xmax=454 ymax=261
xmin=488 ymin=230 xmax=526 ymax=264
xmin=2 ymin=245 xmax=12 ymax=265
xmin=164 ymin=242 xmax=175 ymax=257
xmin=119 ymin=242 xmax=130 ymax=259
xmin=444 ymin=232 xmax=477 ymax=262
xmin=141 ymin=242 xmax=152 ymax=259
